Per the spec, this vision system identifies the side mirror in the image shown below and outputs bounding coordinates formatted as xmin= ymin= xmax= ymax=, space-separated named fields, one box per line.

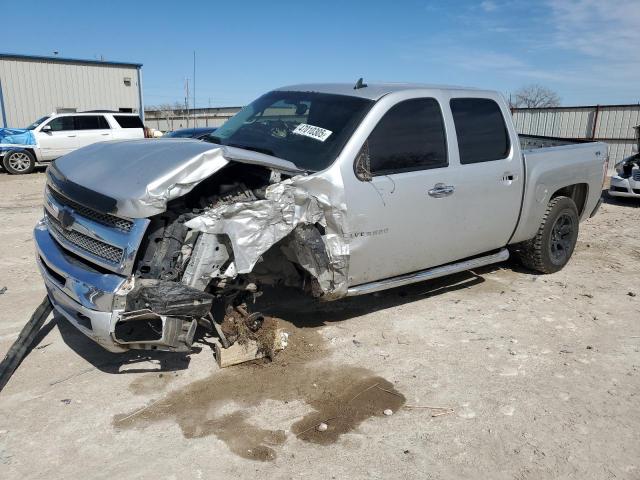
xmin=41 ymin=125 xmax=52 ymax=133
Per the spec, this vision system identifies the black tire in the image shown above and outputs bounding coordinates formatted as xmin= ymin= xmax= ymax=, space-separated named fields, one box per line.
xmin=513 ymin=196 xmax=579 ymax=274
xmin=2 ymin=150 xmax=36 ymax=175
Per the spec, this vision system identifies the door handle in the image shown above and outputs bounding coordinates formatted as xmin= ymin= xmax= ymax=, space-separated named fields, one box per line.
xmin=502 ymin=172 xmax=516 ymax=183
xmin=428 ymin=183 xmax=455 ymax=198
xmin=66 ymin=134 xmax=76 ymax=137
xmin=100 ymin=133 xmax=109 ymax=136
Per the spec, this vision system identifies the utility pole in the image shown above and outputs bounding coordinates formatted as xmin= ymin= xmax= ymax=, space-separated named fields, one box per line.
xmin=193 ymin=51 xmax=196 ymax=128
xmin=184 ymin=78 xmax=190 ymax=128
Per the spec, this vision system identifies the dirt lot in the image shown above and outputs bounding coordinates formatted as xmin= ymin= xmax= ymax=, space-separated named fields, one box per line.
xmin=0 ymin=171 xmax=638 ymax=479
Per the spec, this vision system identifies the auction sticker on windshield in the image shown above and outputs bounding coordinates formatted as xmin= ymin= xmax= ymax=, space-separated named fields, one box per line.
xmin=292 ymin=123 xmax=333 ymax=142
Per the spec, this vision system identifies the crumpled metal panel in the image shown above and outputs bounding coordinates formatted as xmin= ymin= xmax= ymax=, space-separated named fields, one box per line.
xmin=181 ymin=233 xmax=230 ymax=290
xmin=185 ymin=173 xmax=350 ymax=299
xmin=52 ymin=139 xmax=301 ymax=218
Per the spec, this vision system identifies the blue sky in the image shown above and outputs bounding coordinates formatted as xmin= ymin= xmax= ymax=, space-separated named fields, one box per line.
xmin=3 ymin=0 xmax=639 ymax=107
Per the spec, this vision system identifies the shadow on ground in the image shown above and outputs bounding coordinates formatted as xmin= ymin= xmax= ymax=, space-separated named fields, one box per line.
xmin=55 ymin=313 xmax=194 ymax=374
xmin=53 ymin=258 xmax=523 ymax=373
xmin=601 ymin=188 xmax=640 ymax=207
xmin=255 ymin=262 xmax=515 ymax=328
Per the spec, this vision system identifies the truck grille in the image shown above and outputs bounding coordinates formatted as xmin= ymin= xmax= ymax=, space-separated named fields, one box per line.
xmin=46 ymin=211 xmax=124 ymax=264
xmin=48 ymin=187 xmax=133 ymax=232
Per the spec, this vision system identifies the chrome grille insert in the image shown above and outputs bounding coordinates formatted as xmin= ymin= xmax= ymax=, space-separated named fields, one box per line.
xmin=46 ymin=211 xmax=124 ymax=264
xmin=48 ymin=187 xmax=133 ymax=232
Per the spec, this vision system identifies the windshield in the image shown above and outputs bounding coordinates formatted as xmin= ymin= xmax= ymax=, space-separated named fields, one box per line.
xmin=26 ymin=116 xmax=50 ymax=130
xmin=204 ymin=91 xmax=373 ymax=171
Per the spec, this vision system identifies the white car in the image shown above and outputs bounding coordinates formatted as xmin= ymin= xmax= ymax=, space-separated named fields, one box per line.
xmin=0 ymin=112 xmax=146 ymax=174
xmin=609 ymin=128 xmax=640 ymax=199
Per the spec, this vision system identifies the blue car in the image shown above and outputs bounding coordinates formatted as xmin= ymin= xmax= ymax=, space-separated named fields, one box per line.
xmin=162 ymin=127 xmax=217 ymax=140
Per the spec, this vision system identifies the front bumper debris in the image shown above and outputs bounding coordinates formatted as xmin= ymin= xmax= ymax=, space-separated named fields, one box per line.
xmin=34 ymin=220 xmax=201 ymax=352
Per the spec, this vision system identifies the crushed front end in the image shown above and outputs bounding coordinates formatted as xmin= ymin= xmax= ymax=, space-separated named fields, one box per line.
xmin=34 ymin=140 xmax=349 ymax=353
xmin=34 ymin=178 xmax=207 ymax=352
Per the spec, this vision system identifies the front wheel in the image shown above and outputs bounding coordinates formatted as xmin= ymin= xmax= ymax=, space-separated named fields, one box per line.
xmin=513 ymin=196 xmax=579 ymax=274
xmin=2 ymin=150 xmax=36 ymax=175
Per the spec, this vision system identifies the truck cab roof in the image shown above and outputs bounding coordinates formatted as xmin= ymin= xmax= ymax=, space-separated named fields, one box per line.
xmin=275 ymin=82 xmax=485 ymax=101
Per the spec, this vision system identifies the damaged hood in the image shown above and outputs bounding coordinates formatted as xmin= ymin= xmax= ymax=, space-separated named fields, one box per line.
xmin=49 ymin=139 xmax=302 ymax=218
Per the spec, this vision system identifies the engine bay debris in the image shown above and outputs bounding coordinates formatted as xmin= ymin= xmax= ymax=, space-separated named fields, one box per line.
xmin=213 ymin=305 xmax=288 ymax=368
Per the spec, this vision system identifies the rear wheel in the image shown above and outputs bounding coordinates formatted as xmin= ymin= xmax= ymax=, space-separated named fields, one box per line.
xmin=513 ymin=196 xmax=579 ymax=274
xmin=3 ymin=150 xmax=35 ymax=175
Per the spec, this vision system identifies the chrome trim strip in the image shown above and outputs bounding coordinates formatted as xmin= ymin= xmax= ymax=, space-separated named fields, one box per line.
xmin=48 ymin=186 xmax=134 ymax=232
xmin=43 ymin=188 xmax=149 ymax=275
xmin=45 ymin=282 xmax=127 ymax=353
xmin=34 ymin=220 xmax=126 ymax=311
xmin=346 ymin=248 xmax=510 ymax=296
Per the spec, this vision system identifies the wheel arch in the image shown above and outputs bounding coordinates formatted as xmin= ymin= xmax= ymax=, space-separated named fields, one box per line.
xmin=4 ymin=147 xmax=36 ymax=159
xmin=2 ymin=148 xmax=36 ymax=174
xmin=550 ymin=183 xmax=588 ymax=218
xmin=510 ymin=181 xmax=589 ymax=245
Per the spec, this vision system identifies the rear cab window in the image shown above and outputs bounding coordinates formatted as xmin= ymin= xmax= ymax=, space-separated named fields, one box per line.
xmin=450 ymin=98 xmax=510 ymax=164
xmin=113 ymin=115 xmax=144 ymax=129
xmin=366 ymin=98 xmax=448 ymax=176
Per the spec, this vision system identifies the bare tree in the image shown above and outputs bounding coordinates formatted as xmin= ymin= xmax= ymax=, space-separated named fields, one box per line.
xmin=510 ymin=84 xmax=561 ymax=108
xmin=155 ymin=103 xmax=184 ymax=131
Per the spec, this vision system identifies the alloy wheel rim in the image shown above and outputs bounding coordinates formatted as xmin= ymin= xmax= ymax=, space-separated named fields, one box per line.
xmin=8 ymin=152 xmax=31 ymax=171
xmin=549 ymin=213 xmax=574 ymax=263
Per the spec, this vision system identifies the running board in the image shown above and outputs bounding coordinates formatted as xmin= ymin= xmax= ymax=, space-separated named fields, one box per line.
xmin=346 ymin=248 xmax=510 ymax=297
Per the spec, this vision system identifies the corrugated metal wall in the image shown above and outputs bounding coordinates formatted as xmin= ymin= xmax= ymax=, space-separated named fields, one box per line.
xmin=512 ymin=105 xmax=640 ymax=173
xmin=0 ymin=57 xmax=141 ymax=127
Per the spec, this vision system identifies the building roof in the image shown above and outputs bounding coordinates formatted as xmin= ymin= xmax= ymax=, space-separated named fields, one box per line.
xmin=512 ymin=103 xmax=640 ymax=111
xmin=0 ymin=52 xmax=142 ymax=68
xmin=275 ymin=82 xmax=481 ymax=100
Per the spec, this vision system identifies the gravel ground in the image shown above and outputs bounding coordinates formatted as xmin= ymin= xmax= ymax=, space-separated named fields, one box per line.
xmin=0 ymin=171 xmax=638 ymax=480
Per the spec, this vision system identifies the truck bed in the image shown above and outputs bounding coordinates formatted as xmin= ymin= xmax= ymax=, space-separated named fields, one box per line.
xmin=519 ymin=134 xmax=590 ymax=150
xmin=510 ymin=140 xmax=607 ymax=245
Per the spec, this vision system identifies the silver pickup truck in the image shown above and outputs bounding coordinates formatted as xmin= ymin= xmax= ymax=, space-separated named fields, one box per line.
xmin=34 ymin=83 xmax=608 ymax=353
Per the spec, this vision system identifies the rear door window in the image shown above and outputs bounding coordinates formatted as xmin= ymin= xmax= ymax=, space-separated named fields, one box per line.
xmin=46 ymin=116 xmax=75 ymax=132
xmin=75 ymin=115 xmax=110 ymax=130
xmin=450 ymin=98 xmax=510 ymax=164
xmin=367 ymin=98 xmax=448 ymax=175
xmin=113 ymin=115 xmax=144 ymax=128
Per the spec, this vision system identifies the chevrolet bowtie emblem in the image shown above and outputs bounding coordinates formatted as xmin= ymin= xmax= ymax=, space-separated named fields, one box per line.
xmin=58 ymin=207 xmax=75 ymax=230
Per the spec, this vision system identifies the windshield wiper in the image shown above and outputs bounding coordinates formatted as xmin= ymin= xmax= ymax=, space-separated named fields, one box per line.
xmin=227 ymin=143 xmax=276 ymax=157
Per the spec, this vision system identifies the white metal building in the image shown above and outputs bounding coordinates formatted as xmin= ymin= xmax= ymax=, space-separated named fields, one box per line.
xmin=0 ymin=53 xmax=143 ymax=128
xmin=512 ymin=104 xmax=640 ymax=172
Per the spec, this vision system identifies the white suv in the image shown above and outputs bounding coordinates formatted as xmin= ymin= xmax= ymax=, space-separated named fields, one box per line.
xmin=0 ymin=112 xmax=146 ymax=174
